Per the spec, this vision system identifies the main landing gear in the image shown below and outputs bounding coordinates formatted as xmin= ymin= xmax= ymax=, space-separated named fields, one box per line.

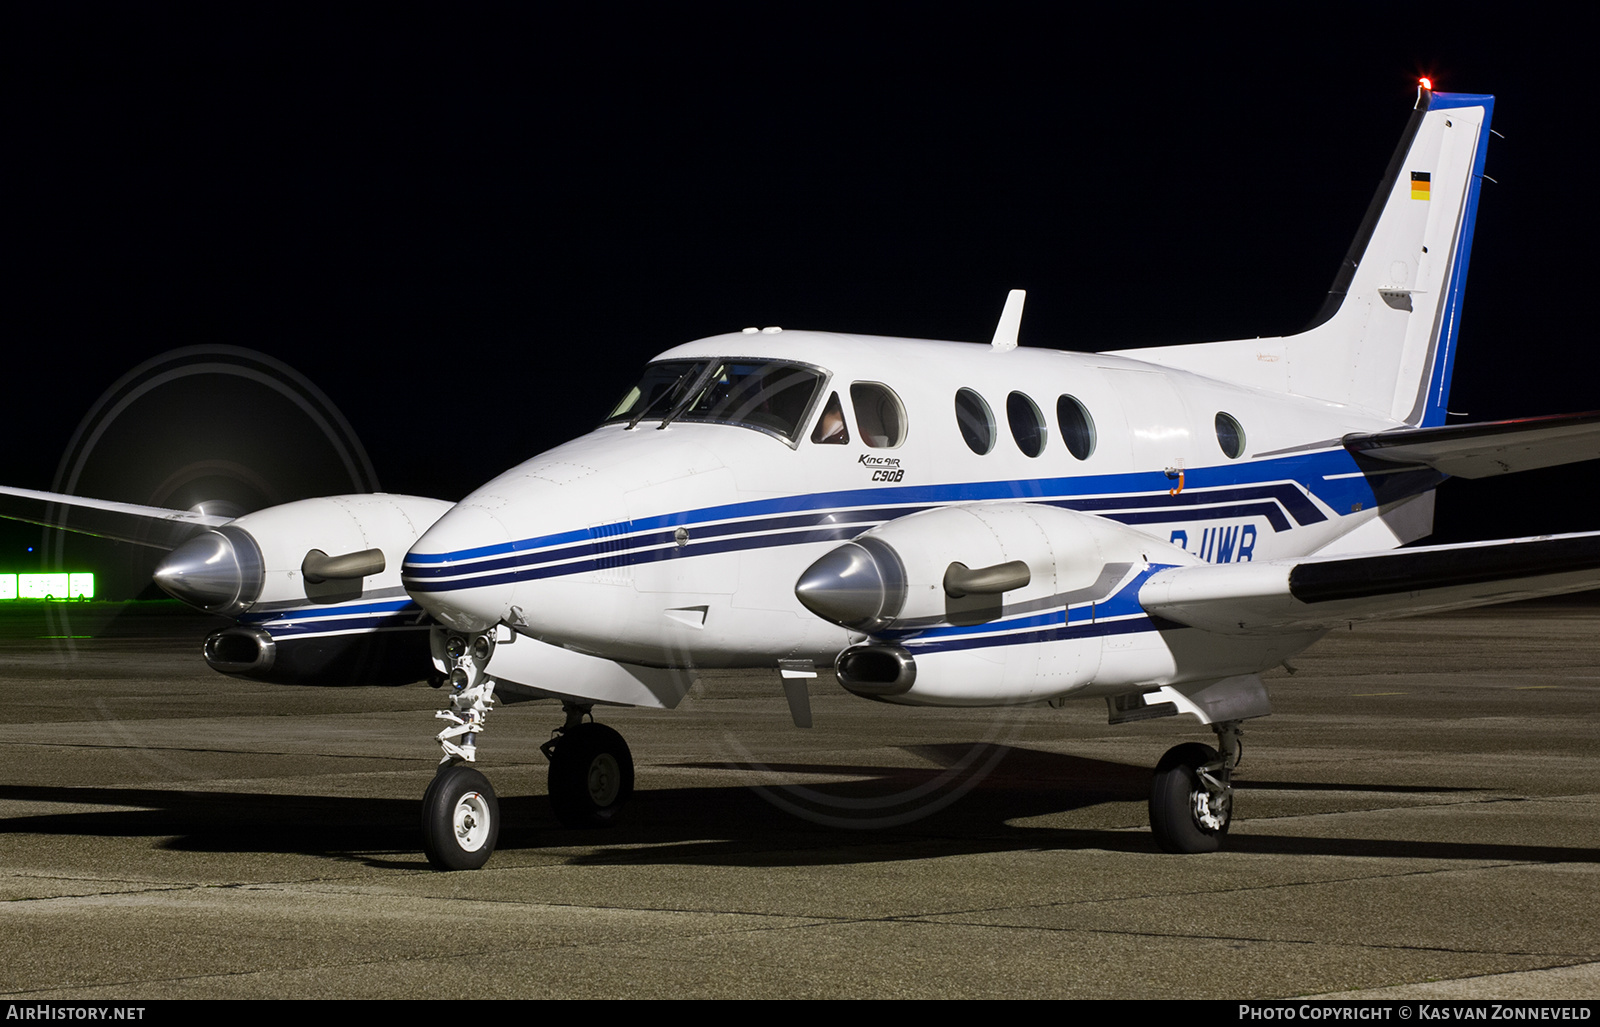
xmin=542 ymin=704 xmax=634 ymax=828
xmin=1148 ymin=720 xmax=1242 ymax=854
xmin=420 ymin=628 xmax=638 ymax=870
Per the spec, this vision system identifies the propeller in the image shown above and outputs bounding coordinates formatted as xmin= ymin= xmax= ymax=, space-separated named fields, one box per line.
xmin=46 ymin=345 xmax=378 ymax=602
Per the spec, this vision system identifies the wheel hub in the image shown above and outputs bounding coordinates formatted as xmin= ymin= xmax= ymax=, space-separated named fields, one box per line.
xmin=1191 ymin=785 xmax=1229 ymax=832
xmin=587 ymin=754 xmax=621 ymax=806
xmin=453 ymin=791 xmax=491 ymax=852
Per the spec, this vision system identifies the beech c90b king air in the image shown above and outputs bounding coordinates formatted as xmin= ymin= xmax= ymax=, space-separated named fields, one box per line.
xmin=7 ymin=84 xmax=1600 ymax=869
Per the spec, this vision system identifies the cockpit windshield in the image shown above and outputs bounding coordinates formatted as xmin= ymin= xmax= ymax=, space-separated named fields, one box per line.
xmin=604 ymin=359 xmax=826 ymax=443
xmin=605 ymin=360 xmax=709 ymax=426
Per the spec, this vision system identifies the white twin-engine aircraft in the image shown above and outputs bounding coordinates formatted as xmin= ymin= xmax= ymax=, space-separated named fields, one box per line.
xmin=7 ymin=85 xmax=1600 ymax=870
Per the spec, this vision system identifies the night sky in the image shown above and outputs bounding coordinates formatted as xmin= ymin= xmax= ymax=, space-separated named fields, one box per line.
xmin=7 ymin=8 xmax=1596 ymax=597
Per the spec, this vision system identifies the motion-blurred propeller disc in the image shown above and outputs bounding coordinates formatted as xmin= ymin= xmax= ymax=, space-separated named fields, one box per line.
xmin=48 ymin=345 xmax=378 ymax=601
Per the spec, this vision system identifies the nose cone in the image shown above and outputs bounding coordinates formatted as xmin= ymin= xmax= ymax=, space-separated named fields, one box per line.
xmin=794 ymin=536 xmax=907 ymax=633
xmin=154 ymin=528 xmax=263 ymax=615
xmin=403 ymin=503 xmax=516 ymax=634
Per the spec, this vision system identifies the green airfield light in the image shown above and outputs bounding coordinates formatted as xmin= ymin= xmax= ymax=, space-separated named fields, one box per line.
xmin=19 ymin=573 xmax=69 ymax=600
xmin=2 ymin=572 xmax=96 ymax=601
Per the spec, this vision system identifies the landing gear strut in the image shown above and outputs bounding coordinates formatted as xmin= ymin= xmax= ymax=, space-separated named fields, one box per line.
xmin=422 ymin=628 xmax=502 ymax=869
xmin=419 ymin=630 xmax=641 ymax=868
xmin=1149 ymin=720 xmax=1242 ymax=854
xmin=542 ymin=703 xmax=634 ymax=828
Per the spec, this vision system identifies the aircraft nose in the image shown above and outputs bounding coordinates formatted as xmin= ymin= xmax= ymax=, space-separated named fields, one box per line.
xmin=403 ymin=503 xmax=517 ymax=634
xmin=153 ymin=527 xmax=264 ymax=615
xmin=793 ymin=536 xmax=907 ymax=633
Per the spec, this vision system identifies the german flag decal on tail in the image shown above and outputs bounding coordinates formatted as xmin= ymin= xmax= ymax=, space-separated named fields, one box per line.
xmin=1410 ymin=171 xmax=1431 ymax=200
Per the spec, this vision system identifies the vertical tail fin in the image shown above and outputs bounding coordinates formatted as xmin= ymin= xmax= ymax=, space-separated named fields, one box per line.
xmin=1297 ymin=88 xmax=1495 ymax=426
xmin=1108 ymin=88 xmax=1495 ymax=427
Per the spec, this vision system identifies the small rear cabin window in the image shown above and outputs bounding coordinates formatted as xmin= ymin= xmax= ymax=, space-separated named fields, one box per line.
xmin=1007 ymin=392 xmax=1047 ymax=458
xmin=850 ymin=382 xmax=907 ymax=448
xmin=1215 ymin=411 xmax=1246 ymax=459
xmin=955 ymin=389 xmax=995 ymax=455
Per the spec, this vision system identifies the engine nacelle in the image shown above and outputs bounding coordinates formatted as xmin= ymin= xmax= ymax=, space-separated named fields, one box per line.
xmin=800 ymin=502 xmax=1246 ymax=706
xmin=156 ymin=494 xmax=454 ymax=685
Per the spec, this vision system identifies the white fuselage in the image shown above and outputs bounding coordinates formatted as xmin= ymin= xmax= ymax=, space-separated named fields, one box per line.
xmin=401 ymin=330 xmax=1427 ymax=705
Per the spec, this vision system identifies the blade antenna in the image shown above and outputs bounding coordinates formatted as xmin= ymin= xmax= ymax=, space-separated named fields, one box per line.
xmin=990 ymin=289 xmax=1026 ymax=352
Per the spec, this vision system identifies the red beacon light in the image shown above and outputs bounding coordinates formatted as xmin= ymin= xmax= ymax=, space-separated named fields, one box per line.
xmin=1419 ymin=76 xmax=1433 ymax=91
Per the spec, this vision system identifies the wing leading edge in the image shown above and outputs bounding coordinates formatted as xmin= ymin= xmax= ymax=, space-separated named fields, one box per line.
xmin=1141 ymin=532 xmax=1600 ymax=635
xmin=0 ymin=484 xmax=231 ymax=550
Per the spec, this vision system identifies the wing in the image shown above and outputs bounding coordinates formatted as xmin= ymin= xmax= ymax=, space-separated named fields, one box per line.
xmin=0 ymin=484 xmax=231 ymax=550
xmin=1140 ymin=531 xmax=1600 ymax=635
xmin=1344 ymin=410 xmax=1600 ymax=478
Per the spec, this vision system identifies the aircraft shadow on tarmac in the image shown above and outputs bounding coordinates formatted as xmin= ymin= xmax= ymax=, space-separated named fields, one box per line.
xmin=2 ymin=745 xmax=1590 ymax=869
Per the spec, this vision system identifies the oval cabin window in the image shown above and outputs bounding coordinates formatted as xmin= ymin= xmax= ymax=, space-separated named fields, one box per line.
xmin=1056 ymin=395 xmax=1096 ymax=460
xmin=1007 ymin=392 xmax=1047 ymax=458
xmin=954 ymin=388 xmax=995 ymax=455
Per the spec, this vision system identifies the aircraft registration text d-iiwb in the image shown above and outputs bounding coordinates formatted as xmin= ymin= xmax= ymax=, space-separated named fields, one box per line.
xmin=7 ymin=83 xmax=1600 ymax=868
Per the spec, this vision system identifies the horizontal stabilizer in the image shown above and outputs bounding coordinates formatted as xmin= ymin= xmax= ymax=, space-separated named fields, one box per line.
xmin=1141 ymin=532 xmax=1600 ymax=635
xmin=0 ymin=485 xmax=231 ymax=550
xmin=1344 ymin=410 xmax=1600 ymax=478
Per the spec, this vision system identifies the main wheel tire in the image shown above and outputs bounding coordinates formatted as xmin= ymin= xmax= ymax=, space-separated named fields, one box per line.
xmin=547 ymin=723 xmax=634 ymax=828
xmin=1149 ymin=742 xmax=1230 ymax=854
xmin=421 ymin=765 xmax=500 ymax=871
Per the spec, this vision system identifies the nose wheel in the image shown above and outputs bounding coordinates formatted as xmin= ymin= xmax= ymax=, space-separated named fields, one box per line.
xmin=422 ymin=764 xmax=501 ymax=870
xmin=543 ymin=719 xmax=635 ymax=828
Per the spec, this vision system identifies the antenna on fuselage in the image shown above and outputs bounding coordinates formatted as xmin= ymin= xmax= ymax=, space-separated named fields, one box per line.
xmin=990 ymin=289 xmax=1026 ymax=352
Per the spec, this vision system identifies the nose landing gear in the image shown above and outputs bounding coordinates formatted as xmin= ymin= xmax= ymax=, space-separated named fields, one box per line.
xmin=420 ymin=629 xmax=641 ymax=869
xmin=423 ymin=627 xmax=504 ymax=869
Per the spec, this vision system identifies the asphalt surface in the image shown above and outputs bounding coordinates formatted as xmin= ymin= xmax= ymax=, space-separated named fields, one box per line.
xmin=1 ymin=600 xmax=1598 ymax=999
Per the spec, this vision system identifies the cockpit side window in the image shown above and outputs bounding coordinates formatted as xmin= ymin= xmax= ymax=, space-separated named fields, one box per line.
xmin=850 ymin=382 xmax=906 ymax=448
xmin=810 ymin=391 xmax=850 ymax=445
xmin=678 ymin=360 xmax=825 ymax=442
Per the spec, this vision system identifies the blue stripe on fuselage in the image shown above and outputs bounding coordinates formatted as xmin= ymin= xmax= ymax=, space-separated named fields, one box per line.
xmin=402 ymin=448 xmax=1395 ymax=593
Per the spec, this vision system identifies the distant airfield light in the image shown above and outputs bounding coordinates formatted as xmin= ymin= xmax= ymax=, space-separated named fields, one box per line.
xmin=0 ymin=572 xmax=95 ymax=601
